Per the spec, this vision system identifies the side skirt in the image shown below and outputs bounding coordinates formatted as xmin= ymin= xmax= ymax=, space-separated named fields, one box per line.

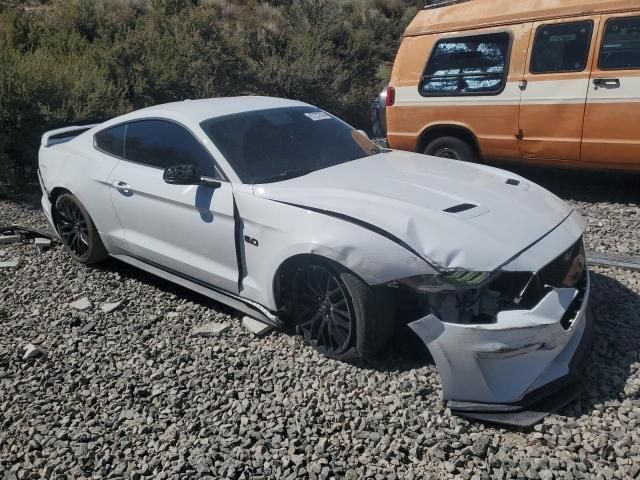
xmin=110 ymin=254 xmax=282 ymax=328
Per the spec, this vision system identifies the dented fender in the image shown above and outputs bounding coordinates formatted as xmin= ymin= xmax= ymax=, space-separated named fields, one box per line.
xmin=233 ymin=191 xmax=436 ymax=309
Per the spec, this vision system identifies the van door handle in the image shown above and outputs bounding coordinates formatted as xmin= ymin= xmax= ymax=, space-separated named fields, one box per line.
xmin=593 ymin=78 xmax=620 ymax=89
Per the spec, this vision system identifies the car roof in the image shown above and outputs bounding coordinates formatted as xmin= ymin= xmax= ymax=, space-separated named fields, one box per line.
xmin=112 ymin=96 xmax=309 ymax=125
xmin=405 ymin=0 xmax=636 ymax=36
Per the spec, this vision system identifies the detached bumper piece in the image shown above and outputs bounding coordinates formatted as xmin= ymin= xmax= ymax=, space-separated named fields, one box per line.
xmin=449 ymin=307 xmax=593 ymax=428
xmin=0 ymin=225 xmax=59 ymax=242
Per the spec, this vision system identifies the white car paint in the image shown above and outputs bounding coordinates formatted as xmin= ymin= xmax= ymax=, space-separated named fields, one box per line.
xmin=38 ymin=96 xmax=590 ymax=413
xmin=409 ymin=277 xmax=590 ymax=405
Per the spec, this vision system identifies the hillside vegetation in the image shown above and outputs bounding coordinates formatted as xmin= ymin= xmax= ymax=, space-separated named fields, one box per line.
xmin=0 ymin=0 xmax=422 ymax=192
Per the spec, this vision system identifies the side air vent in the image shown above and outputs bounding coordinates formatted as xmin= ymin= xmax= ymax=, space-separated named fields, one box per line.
xmin=506 ymin=178 xmax=520 ymax=186
xmin=444 ymin=203 xmax=477 ymax=214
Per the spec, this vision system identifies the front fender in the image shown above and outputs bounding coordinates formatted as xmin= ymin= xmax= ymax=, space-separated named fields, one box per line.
xmin=234 ymin=192 xmax=435 ymax=309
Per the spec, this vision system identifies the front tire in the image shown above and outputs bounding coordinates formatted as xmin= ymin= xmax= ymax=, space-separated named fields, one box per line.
xmin=291 ymin=260 xmax=394 ymax=363
xmin=424 ymin=136 xmax=476 ymax=163
xmin=54 ymin=193 xmax=107 ymax=265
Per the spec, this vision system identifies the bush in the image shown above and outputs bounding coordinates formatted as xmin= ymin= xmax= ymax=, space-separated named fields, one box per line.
xmin=0 ymin=0 xmax=422 ymax=191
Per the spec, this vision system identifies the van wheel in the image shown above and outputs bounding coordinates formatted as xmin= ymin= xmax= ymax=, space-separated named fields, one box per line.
xmin=290 ymin=260 xmax=394 ymax=363
xmin=425 ymin=136 xmax=476 ymax=163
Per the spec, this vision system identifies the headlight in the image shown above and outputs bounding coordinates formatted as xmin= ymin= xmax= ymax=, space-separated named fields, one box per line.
xmin=397 ymin=270 xmax=492 ymax=293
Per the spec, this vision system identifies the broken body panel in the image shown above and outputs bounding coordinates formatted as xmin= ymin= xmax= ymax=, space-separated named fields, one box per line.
xmin=38 ymin=97 xmax=590 ymax=423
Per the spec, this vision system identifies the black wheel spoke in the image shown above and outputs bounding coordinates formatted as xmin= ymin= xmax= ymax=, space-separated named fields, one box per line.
xmin=292 ymin=264 xmax=353 ymax=356
xmin=333 ymin=298 xmax=346 ymax=308
xmin=56 ymin=197 xmax=91 ymax=259
xmin=332 ymin=308 xmax=350 ymax=320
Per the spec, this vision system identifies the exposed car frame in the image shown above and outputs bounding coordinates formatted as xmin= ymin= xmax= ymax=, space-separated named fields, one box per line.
xmin=38 ymin=96 xmax=591 ymax=426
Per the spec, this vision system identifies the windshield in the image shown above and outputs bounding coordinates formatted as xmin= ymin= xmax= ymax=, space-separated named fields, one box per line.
xmin=200 ymin=106 xmax=381 ymax=184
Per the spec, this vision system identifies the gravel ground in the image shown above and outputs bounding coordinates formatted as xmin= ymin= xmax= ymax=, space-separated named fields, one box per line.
xmin=1 ymin=169 xmax=639 ymax=480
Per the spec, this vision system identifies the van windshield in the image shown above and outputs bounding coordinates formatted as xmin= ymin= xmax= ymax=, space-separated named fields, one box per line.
xmin=201 ymin=107 xmax=381 ymax=184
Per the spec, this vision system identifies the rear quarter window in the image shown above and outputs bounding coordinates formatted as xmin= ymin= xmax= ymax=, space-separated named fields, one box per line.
xmin=94 ymin=125 xmax=125 ymax=158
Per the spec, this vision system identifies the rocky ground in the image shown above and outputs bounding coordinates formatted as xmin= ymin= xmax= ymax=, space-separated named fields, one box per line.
xmin=0 ymin=168 xmax=639 ymax=479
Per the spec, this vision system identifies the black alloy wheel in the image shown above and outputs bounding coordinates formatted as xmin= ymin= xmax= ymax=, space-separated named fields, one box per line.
xmin=292 ymin=264 xmax=354 ymax=356
xmin=56 ymin=196 xmax=91 ymax=258
xmin=54 ymin=193 xmax=107 ymax=265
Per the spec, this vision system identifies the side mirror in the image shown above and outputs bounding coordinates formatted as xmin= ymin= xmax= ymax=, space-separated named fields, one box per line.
xmin=164 ymin=164 xmax=199 ymax=185
xmin=163 ymin=164 xmax=221 ymax=188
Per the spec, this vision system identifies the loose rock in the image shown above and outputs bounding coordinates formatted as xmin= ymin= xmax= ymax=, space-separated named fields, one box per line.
xmin=191 ymin=322 xmax=230 ymax=337
xmin=69 ymin=297 xmax=92 ymax=311
xmin=34 ymin=238 xmax=51 ymax=253
xmin=78 ymin=320 xmax=96 ymax=335
xmin=22 ymin=343 xmax=46 ymax=361
xmin=101 ymin=301 xmax=122 ymax=314
xmin=0 ymin=259 xmax=20 ymax=269
xmin=242 ymin=316 xmax=274 ymax=336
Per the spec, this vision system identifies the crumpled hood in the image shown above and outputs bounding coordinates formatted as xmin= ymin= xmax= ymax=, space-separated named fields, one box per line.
xmin=254 ymin=151 xmax=574 ymax=271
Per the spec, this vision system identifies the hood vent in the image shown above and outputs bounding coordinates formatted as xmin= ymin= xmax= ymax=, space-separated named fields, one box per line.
xmin=505 ymin=178 xmax=531 ymax=191
xmin=444 ymin=203 xmax=477 ymax=214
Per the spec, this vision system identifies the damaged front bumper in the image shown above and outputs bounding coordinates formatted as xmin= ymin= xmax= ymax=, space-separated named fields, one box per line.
xmin=409 ymin=271 xmax=591 ymax=427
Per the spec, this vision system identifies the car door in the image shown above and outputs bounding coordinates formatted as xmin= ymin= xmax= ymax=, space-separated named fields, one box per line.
xmin=81 ymin=124 xmax=128 ymax=250
xmin=518 ymin=17 xmax=599 ymax=162
xmin=108 ymin=119 xmax=239 ymax=293
xmin=582 ymin=13 xmax=640 ymax=167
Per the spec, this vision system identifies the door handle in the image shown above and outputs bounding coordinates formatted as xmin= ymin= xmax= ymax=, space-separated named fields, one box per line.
xmin=112 ymin=181 xmax=132 ymax=191
xmin=593 ymin=78 xmax=620 ymax=89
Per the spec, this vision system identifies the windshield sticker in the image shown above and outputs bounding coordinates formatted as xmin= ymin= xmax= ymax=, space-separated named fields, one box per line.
xmin=305 ymin=112 xmax=332 ymax=121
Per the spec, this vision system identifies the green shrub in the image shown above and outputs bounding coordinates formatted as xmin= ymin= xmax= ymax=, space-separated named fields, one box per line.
xmin=0 ymin=0 xmax=422 ymax=191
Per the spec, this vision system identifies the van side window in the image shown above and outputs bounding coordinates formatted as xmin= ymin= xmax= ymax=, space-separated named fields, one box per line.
xmin=530 ymin=21 xmax=593 ymax=74
xmin=420 ymin=32 xmax=510 ymax=96
xmin=600 ymin=16 xmax=640 ymax=70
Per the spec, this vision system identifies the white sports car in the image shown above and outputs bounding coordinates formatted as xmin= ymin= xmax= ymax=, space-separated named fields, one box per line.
xmin=38 ymin=97 xmax=591 ymax=425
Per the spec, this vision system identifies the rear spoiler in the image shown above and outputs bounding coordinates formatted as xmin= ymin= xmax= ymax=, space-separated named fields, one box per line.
xmin=41 ymin=124 xmax=98 ymax=147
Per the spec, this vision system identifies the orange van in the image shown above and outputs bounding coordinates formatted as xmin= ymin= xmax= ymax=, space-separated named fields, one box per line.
xmin=386 ymin=0 xmax=640 ymax=171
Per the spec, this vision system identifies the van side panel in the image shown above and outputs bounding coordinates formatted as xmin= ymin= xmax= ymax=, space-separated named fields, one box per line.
xmin=405 ymin=0 xmax=636 ymax=37
xmin=387 ymin=24 xmax=532 ymax=160
xmin=582 ymin=12 xmax=640 ymax=170
xmin=516 ymin=16 xmax=601 ymax=162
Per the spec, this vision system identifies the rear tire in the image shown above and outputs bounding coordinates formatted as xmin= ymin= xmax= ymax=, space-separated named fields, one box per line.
xmin=290 ymin=260 xmax=394 ymax=363
xmin=54 ymin=193 xmax=107 ymax=265
xmin=424 ymin=136 xmax=476 ymax=163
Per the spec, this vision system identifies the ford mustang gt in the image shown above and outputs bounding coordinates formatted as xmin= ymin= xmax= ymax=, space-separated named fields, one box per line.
xmin=38 ymin=97 xmax=591 ymax=425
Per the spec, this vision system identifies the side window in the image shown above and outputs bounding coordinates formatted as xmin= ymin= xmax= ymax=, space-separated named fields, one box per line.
xmin=420 ymin=32 xmax=511 ymax=96
xmin=530 ymin=21 xmax=593 ymax=74
xmin=94 ymin=125 xmax=125 ymax=158
xmin=125 ymin=120 xmax=217 ymax=177
xmin=600 ymin=16 xmax=640 ymax=70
